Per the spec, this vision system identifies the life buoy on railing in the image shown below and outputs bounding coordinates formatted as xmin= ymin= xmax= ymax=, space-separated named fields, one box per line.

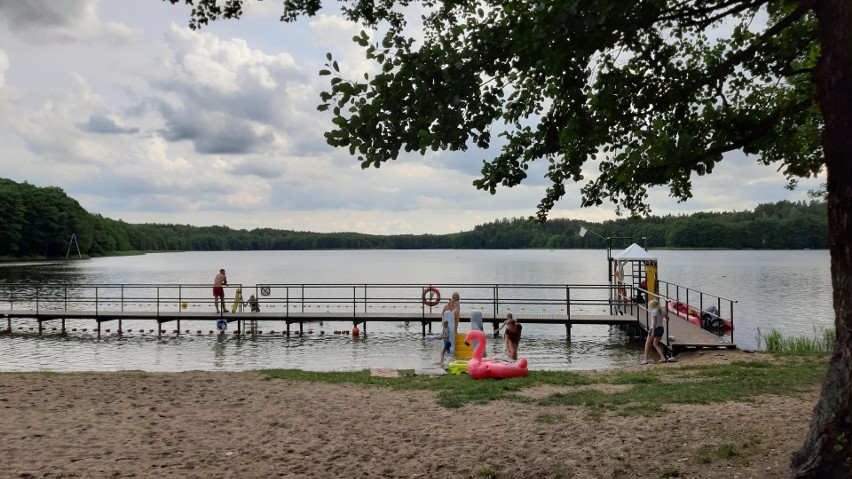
xmin=422 ymin=287 xmax=441 ymax=307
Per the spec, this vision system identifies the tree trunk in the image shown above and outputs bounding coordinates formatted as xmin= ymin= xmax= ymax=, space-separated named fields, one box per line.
xmin=790 ymin=0 xmax=852 ymax=477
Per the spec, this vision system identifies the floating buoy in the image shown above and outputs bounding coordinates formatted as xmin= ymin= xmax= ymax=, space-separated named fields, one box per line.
xmin=127 ymin=329 xmax=132 ymax=333
xmin=185 ymin=330 xmax=190 ymax=334
xmin=209 ymin=330 xmax=214 ymax=334
xmin=352 ymin=326 xmax=360 ymax=336
xmin=269 ymin=330 xmax=276 ymax=334
xmin=307 ymin=329 xmax=314 ymax=334
xmin=196 ymin=330 xmax=202 ymax=334
xmin=72 ymin=328 xmax=77 ymax=332
xmin=333 ymin=330 xmax=340 ymax=335
xmin=219 ymin=330 xmax=224 ymax=335
xmin=233 ymin=330 xmax=239 ymax=334
xmin=319 ymin=331 xmax=325 ymax=336
xmin=258 ymin=331 xmax=263 ymax=334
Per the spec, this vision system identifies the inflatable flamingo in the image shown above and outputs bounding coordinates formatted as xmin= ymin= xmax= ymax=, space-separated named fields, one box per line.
xmin=464 ymin=329 xmax=528 ymax=379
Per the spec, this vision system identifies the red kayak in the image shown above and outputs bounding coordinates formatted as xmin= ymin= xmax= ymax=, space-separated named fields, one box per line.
xmin=667 ymin=301 xmax=733 ymax=335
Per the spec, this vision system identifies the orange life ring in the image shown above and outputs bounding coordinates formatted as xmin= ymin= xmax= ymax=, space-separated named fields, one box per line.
xmin=422 ymin=287 xmax=441 ymax=307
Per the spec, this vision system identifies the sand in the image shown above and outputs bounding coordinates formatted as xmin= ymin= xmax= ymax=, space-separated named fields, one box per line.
xmin=0 ymin=351 xmax=817 ymax=478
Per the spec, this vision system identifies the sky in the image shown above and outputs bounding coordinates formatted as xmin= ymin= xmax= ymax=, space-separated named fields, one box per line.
xmin=0 ymin=0 xmax=824 ymax=235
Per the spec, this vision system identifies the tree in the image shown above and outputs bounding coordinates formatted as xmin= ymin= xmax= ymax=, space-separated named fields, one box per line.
xmin=171 ymin=1 xmax=848 ymax=475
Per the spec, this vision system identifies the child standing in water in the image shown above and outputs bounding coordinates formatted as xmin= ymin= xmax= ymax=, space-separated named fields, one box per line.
xmin=438 ymin=319 xmax=451 ymax=366
xmin=504 ymin=313 xmax=522 ymax=360
xmin=442 ymin=292 xmax=461 ymax=332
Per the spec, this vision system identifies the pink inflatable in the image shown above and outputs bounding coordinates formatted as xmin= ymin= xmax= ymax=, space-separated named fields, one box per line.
xmin=464 ymin=329 xmax=528 ymax=379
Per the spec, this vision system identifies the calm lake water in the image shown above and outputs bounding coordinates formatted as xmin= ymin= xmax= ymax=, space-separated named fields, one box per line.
xmin=0 ymin=249 xmax=833 ymax=373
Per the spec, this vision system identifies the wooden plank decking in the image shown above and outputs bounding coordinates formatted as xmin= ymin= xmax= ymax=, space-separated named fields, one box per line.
xmin=1 ymin=308 xmax=734 ymax=350
xmin=630 ymin=312 xmax=736 ymax=350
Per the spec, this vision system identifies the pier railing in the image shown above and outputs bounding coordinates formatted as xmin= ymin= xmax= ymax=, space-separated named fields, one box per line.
xmin=642 ymin=279 xmax=737 ymax=343
xmin=0 ymin=282 xmax=623 ymax=318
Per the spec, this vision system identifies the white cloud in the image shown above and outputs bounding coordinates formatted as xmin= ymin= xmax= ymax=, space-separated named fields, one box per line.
xmin=0 ymin=1 xmax=826 ymax=236
xmin=146 ymin=25 xmax=324 ymax=156
xmin=0 ymin=48 xmax=8 ymax=89
xmin=0 ymin=0 xmax=140 ymax=44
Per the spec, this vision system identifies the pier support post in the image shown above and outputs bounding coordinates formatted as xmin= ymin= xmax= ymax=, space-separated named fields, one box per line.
xmin=565 ymin=323 xmax=572 ymax=340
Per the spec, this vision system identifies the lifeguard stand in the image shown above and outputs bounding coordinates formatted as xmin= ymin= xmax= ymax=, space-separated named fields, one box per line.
xmin=612 ymin=243 xmax=658 ymax=313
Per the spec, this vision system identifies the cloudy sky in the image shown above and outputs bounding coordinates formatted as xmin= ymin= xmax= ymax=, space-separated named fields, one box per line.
xmin=0 ymin=1 xmax=823 ymax=235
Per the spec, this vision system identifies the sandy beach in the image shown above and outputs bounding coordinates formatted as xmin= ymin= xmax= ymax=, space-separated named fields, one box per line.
xmin=0 ymin=351 xmax=817 ymax=478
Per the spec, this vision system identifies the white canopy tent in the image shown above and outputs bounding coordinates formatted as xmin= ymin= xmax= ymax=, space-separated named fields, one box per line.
xmin=613 ymin=243 xmax=657 ymax=261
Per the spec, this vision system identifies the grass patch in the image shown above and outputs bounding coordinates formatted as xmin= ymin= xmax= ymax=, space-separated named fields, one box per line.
xmin=612 ymin=457 xmax=634 ymax=477
xmin=475 ymin=467 xmax=499 ymax=478
xmin=551 ymin=465 xmax=574 ymax=478
xmin=757 ymin=327 xmax=835 ymax=355
xmin=660 ymin=465 xmax=682 ymax=477
xmin=259 ymin=355 xmax=827 ymax=411
xmin=536 ymin=413 xmax=566 ymax=424
xmin=692 ymin=435 xmax=763 ymax=465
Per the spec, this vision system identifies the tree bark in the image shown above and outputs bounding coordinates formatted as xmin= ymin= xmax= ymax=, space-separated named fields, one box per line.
xmin=791 ymin=0 xmax=852 ymax=477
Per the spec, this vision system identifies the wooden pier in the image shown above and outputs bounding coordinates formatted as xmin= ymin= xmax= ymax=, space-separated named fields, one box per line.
xmin=0 ymin=281 xmax=736 ymax=351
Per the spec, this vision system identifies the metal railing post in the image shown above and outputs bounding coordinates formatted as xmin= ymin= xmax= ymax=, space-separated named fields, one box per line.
xmin=729 ymin=300 xmax=735 ymax=344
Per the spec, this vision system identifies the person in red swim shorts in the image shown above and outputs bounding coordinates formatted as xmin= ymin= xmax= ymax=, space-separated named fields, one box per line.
xmin=213 ymin=268 xmax=227 ymax=313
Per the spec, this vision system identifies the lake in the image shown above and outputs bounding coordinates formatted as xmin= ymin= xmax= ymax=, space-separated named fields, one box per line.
xmin=0 ymin=249 xmax=833 ymax=372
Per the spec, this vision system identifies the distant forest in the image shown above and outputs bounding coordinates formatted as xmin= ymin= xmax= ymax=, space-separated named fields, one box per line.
xmin=0 ymin=178 xmax=828 ymax=259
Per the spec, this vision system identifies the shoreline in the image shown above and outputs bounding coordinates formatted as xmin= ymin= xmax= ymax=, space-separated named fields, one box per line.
xmin=0 ymin=351 xmax=820 ymax=478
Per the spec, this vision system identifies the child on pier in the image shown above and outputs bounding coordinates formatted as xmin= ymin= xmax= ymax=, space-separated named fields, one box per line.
xmin=245 ymin=294 xmax=260 ymax=313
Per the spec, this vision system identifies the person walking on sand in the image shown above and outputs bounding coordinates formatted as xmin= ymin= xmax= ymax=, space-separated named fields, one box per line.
xmin=442 ymin=292 xmax=461 ymax=332
xmin=213 ymin=268 xmax=228 ymax=313
xmin=504 ymin=313 xmax=522 ymax=360
xmin=642 ymin=299 xmax=668 ymax=364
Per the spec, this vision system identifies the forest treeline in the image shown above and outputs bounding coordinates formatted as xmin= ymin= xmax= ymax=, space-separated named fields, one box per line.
xmin=0 ymin=178 xmax=828 ymax=258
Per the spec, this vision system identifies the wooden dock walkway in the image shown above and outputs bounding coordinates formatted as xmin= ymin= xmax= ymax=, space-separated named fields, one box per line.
xmin=0 ymin=281 xmax=737 ymax=351
xmin=1 ymin=308 xmax=734 ymax=351
xmin=1 ymin=309 xmax=634 ymax=334
xmin=624 ymin=304 xmax=736 ymax=351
